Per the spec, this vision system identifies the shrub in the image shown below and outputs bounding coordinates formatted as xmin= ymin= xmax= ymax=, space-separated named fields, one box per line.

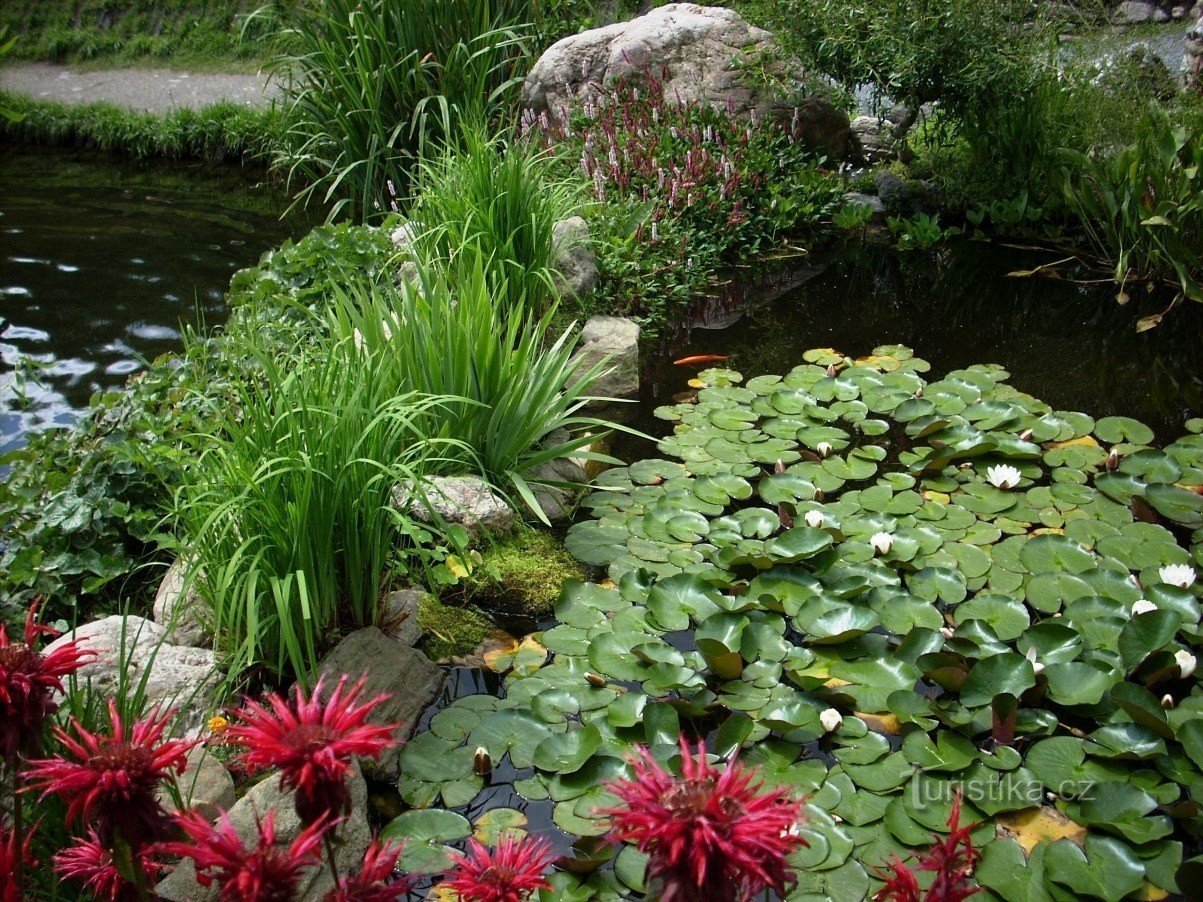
xmin=269 ymin=0 xmax=536 ymax=221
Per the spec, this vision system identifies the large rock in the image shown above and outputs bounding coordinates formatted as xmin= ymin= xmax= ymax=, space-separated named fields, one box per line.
xmin=159 ymin=744 xmax=235 ymax=822
xmin=43 ymin=615 xmax=222 ymax=736
xmin=153 ymin=557 xmax=210 ymax=648
xmin=393 ymin=475 xmax=517 ymax=540
xmin=529 ymin=455 xmax=591 ymax=522
xmin=157 ymin=763 xmax=371 ymax=902
xmin=381 ymin=587 xmax=428 ymax=648
xmin=317 ymin=627 xmax=445 ymax=780
xmin=1186 ymin=17 xmax=1203 ymax=93
xmin=572 ymin=315 xmax=640 ymax=402
xmin=552 ymin=216 xmax=597 ymax=298
xmin=522 ymin=3 xmax=849 ymax=159
xmin=1114 ymin=1 xmax=1159 ymax=24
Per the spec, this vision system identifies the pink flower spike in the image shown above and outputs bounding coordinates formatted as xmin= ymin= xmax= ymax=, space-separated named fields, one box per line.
xmin=600 ymin=735 xmax=807 ymax=902
xmin=24 ymin=701 xmax=194 ymax=849
xmin=54 ymin=830 xmax=163 ymax=902
xmin=442 ymin=835 xmax=554 ymax=902
xmin=0 ymin=824 xmax=35 ymax=902
xmin=225 ymin=676 xmax=397 ymax=826
xmin=324 ymin=839 xmax=412 ymax=901
xmin=159 ymin=809 xmax=332 ymax=902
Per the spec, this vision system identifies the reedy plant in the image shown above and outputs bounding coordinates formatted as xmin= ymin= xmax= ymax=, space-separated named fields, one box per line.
xmin=173 ymin=322 xmax=468 ymax=683
xmin=267 ymin=0 xmax=535 ymax=221
xmin=1060 ymin=105 xmax=1203 ymax=308
xmin=407 ymin=125 xmax=583 ymax=315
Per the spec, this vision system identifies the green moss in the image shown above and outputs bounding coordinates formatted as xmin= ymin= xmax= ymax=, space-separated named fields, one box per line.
xmin=417 ymin=595 xmax=494 ymax=662
xmin=465 ymin=529 xmax=586 ymax=618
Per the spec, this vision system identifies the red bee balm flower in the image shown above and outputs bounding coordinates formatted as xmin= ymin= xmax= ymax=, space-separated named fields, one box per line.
xmin=161 ymin=809 xmax=329 ymax=902
xmin=875 ymin=793 xmax=981 ymax=902
xmin=442 ymin=835 xmax=554 ymax=902
xmin=324 ymin=839 xmax=412 ymax=902
xmin=25 ymin=701 xmax=194 ymax=849
xmin=600 ymin=736 xmax=808 ymax=902
xmin=225 ymin=676 xmax=397 ymax=826
xmin=0 ymin=603 xmax=93 ymax=759
xmin=54 ymin=830 xmax=163 ymax=902
xmin=1 ymin=825 xmax=35 ymax=902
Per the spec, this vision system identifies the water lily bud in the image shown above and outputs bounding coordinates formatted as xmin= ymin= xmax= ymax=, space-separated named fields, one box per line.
xmin=1159 ymin=564 xmax=1197 ymax=590
xmin=585 ymin=672 xmax=606 ymax=687
xmin=819 ymin=708 xmax=843 ymax=733
xmin=804 ymin=510 xmax=826 ymax=529
xmin=1175 ymin=649 xmax=1197 ymax=679
xmin=986 ymin=464 xmax=1021 ymax=490
xmin=1162 ymin=694 xmax=1176 ymax=709
xmin=817 ymin=441 xmax=833 ymax=458
xmin=870 ymin=532 xmax=894 ymax=556
xmin=914 ymin=387 xmax=924 ymax=398
xmin=940 ymin=626 xmax=955 ymax=639
xmin=1132 ymin=599 xmax=1159 ymax=616
xmin=1106 ymin=448 xmax=1120 ymax=471
xmin=774 ymin=458 xmax=786 ymax=474
xmin=1026 ymin=646 xmax=1045 ymax=676
xmin=473 ymin=746 xmax=493 ymax=776
xmin=1018 ymin=428 xmax=1033 ymax=442
xmin=813 ymin=488 xmax=825 ymax=502
xmin=826 ymin=364 xmax=837 ymax=377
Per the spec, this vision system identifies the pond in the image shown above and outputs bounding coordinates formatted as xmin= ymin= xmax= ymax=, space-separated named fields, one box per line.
xmin=0 ymin=147 xmax=302 ymax=455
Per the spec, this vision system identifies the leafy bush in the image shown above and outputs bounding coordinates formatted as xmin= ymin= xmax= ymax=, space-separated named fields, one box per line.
xmin=1061 ymin=105 xmax=1203 ymax=307
xmin=269 ymin=0 xmax=536 ymax=220
xmin=526 ymin=73 xmax=842 ymax=333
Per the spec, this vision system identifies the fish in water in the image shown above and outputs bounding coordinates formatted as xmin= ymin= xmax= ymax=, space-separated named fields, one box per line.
xmin=673 ymin=353 xmax=729 ymax=367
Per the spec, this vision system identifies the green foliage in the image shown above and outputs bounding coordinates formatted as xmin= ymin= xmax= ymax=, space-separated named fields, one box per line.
xmin=755 ymin=0 xmax=1045 ymax=134
xmin=0 ymin=222 xmax=395 ymax=629
xmin=400 ymin=345 xmax=1203 ymax=899
xmin=464 ymin=528 xmax=586 ymax=617
xmin=0 ymin=93 xmax=282 ymax=164
xmin=530 ymin=75 xmax=842 ymax=334
xmin=0 ymin=0 xmax=269 ymax=68
xmin=886 ymin=212 xmax=960 ymax=251
xmin=1061 ymin=105 xmax=1203 ymax=304
xmin=418 ymin=594 xmax=495 ymax=661
xmin=269 ymin=0 xmax=535 ymax=221
xmin=407 ymin=126 xmax=582 ymax=315
xmin=172 ymin=325 xmax=464 ymax=682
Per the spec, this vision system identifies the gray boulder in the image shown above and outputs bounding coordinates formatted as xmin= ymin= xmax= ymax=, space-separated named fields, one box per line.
xmin=1186 ymin=17 xmax=1203 ymax=93
xmin=1114 ymin=1 xmax=1159 ymax=24
xmin=572 ymin=315 xmax=640 ymax=402
xmin=522 ymin=3 xmax=849 ymax=159
xmin=393 ymin=475 xmax=517 ymax=540
xmin=316 ymin=627 xmax=445 ymax=780
xmin=552 ymin=216 xmax=598 ymax=298
xmin=43 ymin=615 xmax=222 ymax=737
xmin=381 ymin=587 xmax=428 ymax=648
xmin=850 ymin=116 xmax=912 ymax=164
xmin=152 ymin=557 xmax=210 ymax=648
xmin=157 ymin=763 xmax=371 ymax=902
xmin=159 ymin=744 xmax=235 ymax=822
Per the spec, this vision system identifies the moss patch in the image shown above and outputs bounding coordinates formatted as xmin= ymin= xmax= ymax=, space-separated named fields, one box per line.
xmin=417 ymin=595 xmax=493 ymax=662
xmin=465 ymin=529 xmax=586 ymax=618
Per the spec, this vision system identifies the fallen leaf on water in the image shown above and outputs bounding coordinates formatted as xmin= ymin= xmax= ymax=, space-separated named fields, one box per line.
xmin=996 ymin=806 xmax=1087 ymax=854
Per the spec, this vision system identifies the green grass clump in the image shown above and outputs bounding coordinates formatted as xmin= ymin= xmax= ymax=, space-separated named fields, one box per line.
xmin=465 ymin=529 xmax=585 ymax=617
xmin=418 ymin=595 xmax=495 ymax=662
xmin=0 ymin=93 xmax=283 ymax=164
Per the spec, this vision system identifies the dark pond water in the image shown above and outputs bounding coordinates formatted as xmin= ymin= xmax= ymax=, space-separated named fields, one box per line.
xmin=0 ymin=147 xmax=301 ymax=455
xmin=629 ymin=239 xmax=1203 ymax=455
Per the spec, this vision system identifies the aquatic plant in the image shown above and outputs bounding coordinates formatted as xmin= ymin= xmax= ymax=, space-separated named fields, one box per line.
xmin=392 ymin=345 xmax=1203 ymax=899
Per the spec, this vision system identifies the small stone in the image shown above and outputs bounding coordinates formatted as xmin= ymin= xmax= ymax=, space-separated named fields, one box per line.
xmin=571 ymin=315 xmax=640 ymax=403
xmin=1114 ymin=1 xmax=1158 ymax=24
xmin=392 ymin=475 xmax=516 ymax=541
xmin=316 ymin=627 xmax=445 ymax=780
xmin=552 ymin=216 xmax=597 ymax=298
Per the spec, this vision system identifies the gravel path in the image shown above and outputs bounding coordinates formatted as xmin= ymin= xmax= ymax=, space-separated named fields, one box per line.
xmin=0 ymin=62 xmax=281 ymax=113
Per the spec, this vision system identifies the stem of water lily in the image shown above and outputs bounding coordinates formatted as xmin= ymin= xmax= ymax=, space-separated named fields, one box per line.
xmin=324 ymin=829 xmax=341 ymax=888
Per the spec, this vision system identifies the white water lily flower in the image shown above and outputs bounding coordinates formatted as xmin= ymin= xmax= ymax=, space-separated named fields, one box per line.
xmin=817 ymin=441 xmax=833 ymax=458
xmin=804 ymin=510 xmax=826 ymax=529
xmin=987 ymin=464 xmax=1022 ymax=490
xmin=1175 ymin=649 xmax=1197 ymax=679
xmin=1025 ymin=646 xmax=1045 ymax=676
xmin=870 ymin=532 xmax=894 ymax=555
xmin=1159 ymin=564 xmax=1197 ymax=590
xmin=1132 ymin=599 xmax=1159 ymax=616
xmin=819 ymin=708 xmax=843 ymax=733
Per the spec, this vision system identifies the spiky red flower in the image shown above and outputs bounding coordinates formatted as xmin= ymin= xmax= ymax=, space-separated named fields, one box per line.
xmin=875 ymin=792 xmax=981 ymax=902
xmin=0 ymin=603 xmax=93 ymax=759
xmin=442 ymin=835 xmax=555 ymax=902
xmin=324 ymin=839 xmax=412 ymax=901
xmin=24 ymin=700 xmax=194 ymax=849
xmin=159 ymin=809 xmax=330 ymax=902
xmin=600 ymin=736 xmax=808 ymax=902
xmin=224 ymin=676 xmax=397 ymax=826
xmin=54 ymin=830 xmax=163 ymax=902
xmin=0 ymin=825 xmax=35 ymax=902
